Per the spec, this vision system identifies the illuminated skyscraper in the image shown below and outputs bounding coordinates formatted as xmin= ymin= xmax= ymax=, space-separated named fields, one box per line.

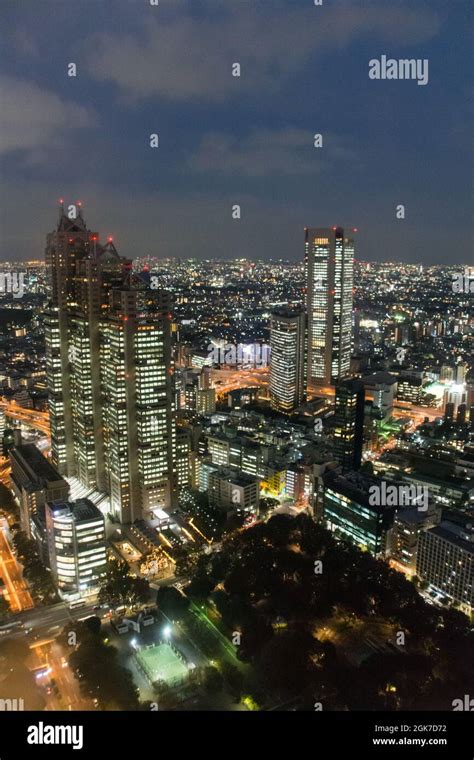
xmin=45 ymin=203 xmax=96 ymax=474
xmin=45 ymin=204 xmax=177 ymax=523
xmin=305 ymin=227 xmax=355 ymax=387
xmin=269 ymin=308 xmax=306 ymax=414
xmin=333 ymin=378 xmax=365 ymax=471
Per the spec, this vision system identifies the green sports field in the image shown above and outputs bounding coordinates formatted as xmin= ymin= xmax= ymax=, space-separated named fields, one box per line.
xmin=135 ymin=643 xmax=188 ymax=686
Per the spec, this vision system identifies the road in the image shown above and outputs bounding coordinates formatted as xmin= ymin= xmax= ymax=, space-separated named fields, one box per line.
xmin=2 ymin=600 xmax=106 ymax=642
xmin=0 ymin=519 xmax=34 ymax=611
xmin=0 ymin=457 xmax=10 ymax=486
xmin=212 ymin=367 xmax=269 ymax=397
xmin=28 ymin=638 xmax=94 ymax=711
xmin=0 ymin=401 xmax=50 ymax=435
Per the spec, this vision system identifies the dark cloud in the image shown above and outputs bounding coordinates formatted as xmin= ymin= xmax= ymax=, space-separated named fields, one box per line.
xmin=0 ymin=0 xmax=471 ymax=265
xmin=84 ymin=3 xmax=440 ymax=102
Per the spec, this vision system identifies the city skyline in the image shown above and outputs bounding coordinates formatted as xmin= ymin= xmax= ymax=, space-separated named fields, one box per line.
xmin=0 ymin=0 xmax=472 ymax=739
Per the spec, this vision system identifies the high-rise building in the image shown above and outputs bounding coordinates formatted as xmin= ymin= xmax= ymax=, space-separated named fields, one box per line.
xmin=334 ymin=378 xmax=365 ymax=471
xmin=456 ymin=361 xmax=468 ymax=384
xmin=269 ymin=307 xmax=306 ymax=414
xmin=45 ymin=498 xmax=107 ymax=599
xmin=305 ymin=226 xmax=355 ymax=387
xmin=440 ymin=364 xmax=455 ymax=383
xmin=45 ymin=204 xmax=176 ymax=524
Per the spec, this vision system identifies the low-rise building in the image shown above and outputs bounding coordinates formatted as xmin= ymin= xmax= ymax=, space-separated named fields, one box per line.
xmin=323 ymin=470 xmax=395 ymax=558
xmin=10 ymin=443 xmax=69 ymax=537
xmin=45 ymin=498 xmax=107 ymax=600
xmin=208 ymin=467 xmax=260 ymax=517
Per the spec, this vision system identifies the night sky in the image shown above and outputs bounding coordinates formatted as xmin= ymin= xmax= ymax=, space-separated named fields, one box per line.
xmin=0 ymin=0 xmax=472 ymax=264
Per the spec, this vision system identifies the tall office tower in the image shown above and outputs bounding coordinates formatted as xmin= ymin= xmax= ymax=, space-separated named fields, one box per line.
xmin=333 ymin=378 xmax=365 ymax=471
xmin=45 ymin=203 xmax=97 ymax=475
xmin=456 ymin=361 xmax=468 ymax=384
xmin=101 ymin=289 xmax=177 ymax=523
xmin=269 ymin=308 xmax=306 ymax=414
xmin=440 ymin=364 xmax=455 ymax=383
xmin=45 ymin=204 xmax=176 ymax=524
xmin=305 ymin=227 xmax=355 ymax=387
xmin=45 ymin=498 xmax=107 ymax=599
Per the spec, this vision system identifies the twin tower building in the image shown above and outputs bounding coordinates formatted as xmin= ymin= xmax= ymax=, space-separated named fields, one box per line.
xmin=45 ymin=204 xmax=176 ymax=525
xmin=269 ymin=227 xmax=356 ymax=414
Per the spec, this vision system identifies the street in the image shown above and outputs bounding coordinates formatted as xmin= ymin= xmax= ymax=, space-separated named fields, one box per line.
xmin=0 ymin=519 xmax=34 ymax=611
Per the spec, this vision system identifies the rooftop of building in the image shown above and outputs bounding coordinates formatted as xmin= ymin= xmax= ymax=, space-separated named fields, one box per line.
xmin=323 ymin=469 xmax=385 ymax=508
xmin=47 ymin=497 xmax=103 ymax=522
xmin=210 ymin=466 xmax=259 ymax=486
xmin=425 ymin=520 xmax=474 ymax=554
xmin=361 ymin=371 xmax=398 ymax=386
xmin=10 ymin=443 xmax=66 ymax=484
xmin=270 ymin=306 xmax=304 ymax=319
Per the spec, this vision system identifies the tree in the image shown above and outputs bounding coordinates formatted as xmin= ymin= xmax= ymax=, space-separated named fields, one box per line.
xmin=156 ymin=586 xmax=189 ymax=621
xmin=12 ymin=530 xmax=57 ymax=604
xmin=83 ymin=616 xmax=102 ymax=636
xmin=186 ymin=574 xmax=215 ymax=601
xmin=98 ymin=559 xmax=150 ymax=610
xmin=257 ymin=630 xmax=323 ymax=697
xmin=0 ymin=484 xmax=19 ymax=519
xmin=239 ymin=615 xmax=274 ymax=661
xmin=152 ymin=681 xmax=180 ymax=710
xmin=191 ymin=665 xmax=224 ymax=695
xmin=69 ymin=635 xmax=139 ymax=710
xmin=219 ymin=661 xmax=245 ymax=699
xmin=173 ymin=546 xmax=202 ymax=578
xmin=0 ymin=594 xmax=10 ymax=622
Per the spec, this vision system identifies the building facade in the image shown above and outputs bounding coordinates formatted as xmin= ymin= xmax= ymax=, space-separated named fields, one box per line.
xmin=208 ymin=467 xmax=260 ymax=517
xmin=334 ymin=378 xmax=365 ymax=471
xmin=269 ymin=308 xmax=306 ymax=414
xmin=45 ymin=498 xmax=107 ymax=599
xmin=323 ymin=470 xmax=395 ymax=558
xmin=10 ymin=443 xmax=69 ymax=538
xmin=45 ymin=206 xmax=177 ymax=523
xmin=417 ymin=520 xmax=473 ymax=618
xmin=305 ymin=227 xmax=355 ymax=387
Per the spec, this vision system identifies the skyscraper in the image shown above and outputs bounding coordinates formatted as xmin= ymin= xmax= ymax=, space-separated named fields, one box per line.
xmin=333 ymin=378 xmax=365 ymax=471
xmin=269 ymin=307 xmax=306 ymax=414
xmin=305 ymin=227 xmax=355 ymax=387
xmin=45 ymin=204 xmax=177 ymax=524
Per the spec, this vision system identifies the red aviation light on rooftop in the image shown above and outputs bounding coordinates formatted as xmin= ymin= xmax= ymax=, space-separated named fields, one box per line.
xmin=353 ymin=228 xmax=358 ymax=232
xmin=59 ymin=198 xmax=64 ymax=205
xmin=77 ymin=200 xmax=82 ymax=207
xmin=332 ymin=226 xmax=337 ymax=230
xmin=108 ymin=236 xmax=113 ymax=243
